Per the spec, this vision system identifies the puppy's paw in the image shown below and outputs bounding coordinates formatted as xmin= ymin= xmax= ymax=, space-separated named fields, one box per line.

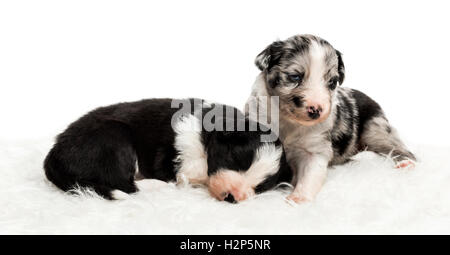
xmin=136 ymin=179 xmax=168 ymax=192
xmin=286 ymin=193 xmax=311 ymax=204
xmin=111 ymin=190 xmax=131 ymax=200
xmin=395 ymin=159 xmax=415 ymax=169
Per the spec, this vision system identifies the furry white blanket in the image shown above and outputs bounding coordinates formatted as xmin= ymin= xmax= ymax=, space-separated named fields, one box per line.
xmin=1 ymin=139 xmax=449 ymax=234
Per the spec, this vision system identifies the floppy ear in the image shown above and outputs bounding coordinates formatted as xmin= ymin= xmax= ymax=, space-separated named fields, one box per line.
xmin=255 ymin=40 xmax=285 ymax=71
xmin=336 ymin=50 xmax=345 ymax=85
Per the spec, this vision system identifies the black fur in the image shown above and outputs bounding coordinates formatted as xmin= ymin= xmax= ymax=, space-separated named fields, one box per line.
xmin=255 ymin=40 xmax=286 ymax=71
xmin=351 ymin=89 xmax=383 ymax=141
xmin=331 ymin=90 xmax=356 ymax=156
xmin=335 ymin=50 xmax=345 ymax=85
xmin=44 ymin=98 xmax=292 ymax=200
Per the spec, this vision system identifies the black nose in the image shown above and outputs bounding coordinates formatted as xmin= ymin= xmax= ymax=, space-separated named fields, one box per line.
xmin=224 ymin=193 xmax=236 ymax=203
xmin=307 ymin=106 xmax=322 ymax=120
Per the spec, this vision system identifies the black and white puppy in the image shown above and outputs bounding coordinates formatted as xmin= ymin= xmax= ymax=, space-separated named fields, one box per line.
xmin=44 ymin=98 xmax=292 ymax=202
xmin=246 ymin=34 xmax=416 ymax=203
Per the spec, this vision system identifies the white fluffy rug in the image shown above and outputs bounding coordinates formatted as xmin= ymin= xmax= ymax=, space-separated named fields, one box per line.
xmin=1 ymin=139 xmax=449 ymax=235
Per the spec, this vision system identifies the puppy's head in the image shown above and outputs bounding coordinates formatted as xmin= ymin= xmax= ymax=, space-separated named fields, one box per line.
xmin=255 ymin=34 xmax=345 ymax=126
xmin=204 ymin=119 xmax=292 ymax=203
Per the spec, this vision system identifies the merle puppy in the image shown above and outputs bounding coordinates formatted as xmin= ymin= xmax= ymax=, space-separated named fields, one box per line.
xmin=44 ymin=98 xmax=292 ymax=202
xmin=246 ymin=34 xmax=416 ymax=203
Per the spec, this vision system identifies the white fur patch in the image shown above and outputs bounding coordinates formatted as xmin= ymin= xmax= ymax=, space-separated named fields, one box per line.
xmin=308 ymin=40 xmax=327 ymax=82
xmin=302 ymin=40 xmax=331 ymax=115
xmin=173 ymin=114 xmax=208 ymax=185
xmin=134 ymin=160 xmax=139 ymax=176
xmin=245 ymin=143 xmax=282 ymax=187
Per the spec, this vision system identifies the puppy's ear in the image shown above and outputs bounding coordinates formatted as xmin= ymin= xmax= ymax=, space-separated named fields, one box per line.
xmin=336 ymin=50 xmax=345 ymax=85
xmin=255 ymin=40 xmax=285 ymax=71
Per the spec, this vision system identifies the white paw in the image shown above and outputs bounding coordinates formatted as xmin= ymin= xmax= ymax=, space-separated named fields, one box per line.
xmin=136 ymin=179 xmax=168 ymax=192
xmin=111 ymin=190 xmax=131 ymax=200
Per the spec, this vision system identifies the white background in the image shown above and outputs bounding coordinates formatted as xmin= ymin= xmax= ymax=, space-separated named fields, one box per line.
xmin=1 ymin=0 xmax=449 ymax=146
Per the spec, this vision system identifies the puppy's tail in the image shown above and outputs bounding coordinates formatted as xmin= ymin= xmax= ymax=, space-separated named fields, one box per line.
xmin=43 ymin=148 xmax=115 ymax=200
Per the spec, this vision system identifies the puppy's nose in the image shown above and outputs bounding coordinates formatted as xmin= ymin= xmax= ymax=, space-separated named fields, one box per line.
xmin=307 ymin=105 xmax=322 ymax=120
xmin=224 ymin=193 xmax=237 ymax=203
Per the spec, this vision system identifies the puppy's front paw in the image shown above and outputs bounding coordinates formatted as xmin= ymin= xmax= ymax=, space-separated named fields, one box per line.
xmin=136 ymin=179 xmax=168 ymax=192
xmin=395 ymin=159 xmax=415 ymax=169
xmin=286 ymin=193 xmax=311 ymax=204
xmin=111 ymin=190 xmax=131 ymax=200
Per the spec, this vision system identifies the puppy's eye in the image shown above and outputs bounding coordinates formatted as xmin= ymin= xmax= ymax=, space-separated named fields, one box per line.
xmin=288 ymin=73 xmax=304 ymax=83
xmin=328 ymin=78 xmax=338 ymax=90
